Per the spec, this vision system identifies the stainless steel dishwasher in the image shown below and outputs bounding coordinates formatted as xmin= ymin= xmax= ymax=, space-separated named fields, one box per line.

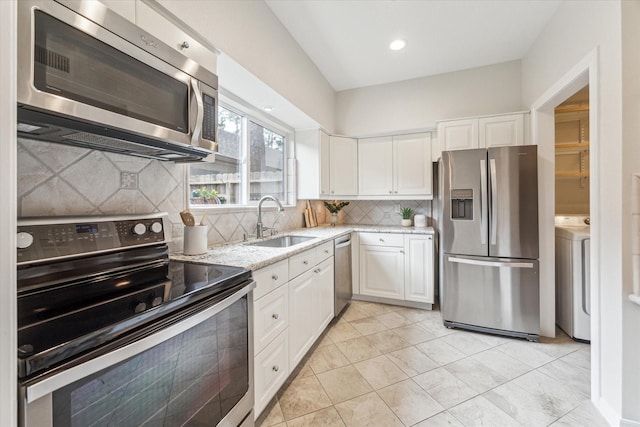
xmin=334 ymin=234 xmax=353 ymax=315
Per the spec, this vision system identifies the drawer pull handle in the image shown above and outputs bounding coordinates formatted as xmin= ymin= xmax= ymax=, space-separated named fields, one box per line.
xmin=379 ymin=238 xmax=384 ymax=242
xmin=324 ymin=250 xmax=329 ymax=254
xmin=272 ymin=313 xmax=279 ymax=320
xmin=400 ymin=250 xmax=405 ymax=254
xmin=303 ymin=260 xmax=308 ymax=265
xmin=273 ymin=365 xmax=279 ymax=372
xmin=272 ymin=274 xmax=279 ymax=281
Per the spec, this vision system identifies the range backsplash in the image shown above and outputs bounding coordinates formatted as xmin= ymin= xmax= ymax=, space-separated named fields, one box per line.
xmin=17 ymin=139 xmax=432 ymax=253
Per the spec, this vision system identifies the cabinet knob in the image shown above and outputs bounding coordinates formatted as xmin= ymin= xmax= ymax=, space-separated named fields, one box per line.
xmin=331 ymin=190 xmax=335 ymax=194
xmin=180 ymin=41 xmax=190 ymax=49
xmin=272 ymin=313 xmax=279 ymax=320
xmin=394 ymin=191 xmax=398 ymax=194
xmin=324 ymin=250 xmax=329 ymax=254
xmin=379 ymin=238 xmax=384 ymax=242
xmin=272 ymin=365 xmax=279 ymax=372
xmin=303 ymin=260 xmax=308 ymax=265
xmin=400 ymin=250 xmax=405 ymax=254
xmin=314 ymin=268 xmax=321 ymax=273
xmin=389 ymin=190 xmax=393 ymax=194
xmin=272 ymin=274 xmax=279 ymax=281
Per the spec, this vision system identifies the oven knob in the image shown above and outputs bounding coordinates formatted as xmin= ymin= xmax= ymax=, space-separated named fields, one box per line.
xmin=132 ymin=223 xmax=147 ymax=236
xmin=133 ymin=301 xmax=147 ymax=313
xmin=18 ymin=344 xmax=34 ymax=357
xmin=17 ymin=232 xmax=34 ymax=249
xmin=150 ymin=221 xmax=163 ymax=234
xmin=149 ymin=296 xmax=163 ymax=307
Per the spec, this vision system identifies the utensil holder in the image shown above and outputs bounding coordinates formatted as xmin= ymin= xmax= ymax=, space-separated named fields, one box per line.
xmin=184 ymin=225 xmax=208 ymax=255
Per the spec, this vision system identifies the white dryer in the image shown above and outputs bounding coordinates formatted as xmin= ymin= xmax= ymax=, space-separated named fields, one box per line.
xmin=555 ymin=215 xmax=591 ymax=342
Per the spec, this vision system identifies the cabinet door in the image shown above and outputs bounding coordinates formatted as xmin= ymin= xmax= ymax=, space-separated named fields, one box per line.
xmin=314 ymin=258 xmax=335 ymax=335
xmin=135 ymin=2 xmax=217 ymax=73
xmin=479 ymin=114 xmax=524 ymax=148
xmin=254 ymin=331 xmax=289 ymax=417
xmin=253 ymin=285 xmax=289 ymax=354
xmin=359 ymin=246 xmax=405 ymax=300
xmin=404 ymin=235 xmax=434 ymax=303
xmin=358 ymin=136 xmax=393 ymax=195
xmin=437 ymin=119 xmax=479 ymax=151
xmin=393 ymin=133 xmax=432 ymax=196
xmin=288 ymin=270 xmax=316 ymax=370
xmin=330 ymin=136 xmax=358 ymax=195
xmin=320 ymin=131 xmax=331 ymax=196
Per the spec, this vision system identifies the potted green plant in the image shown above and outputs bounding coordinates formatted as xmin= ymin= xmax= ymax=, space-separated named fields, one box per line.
xmin=323 ymin=200 xmax=350 ymax=226
xmin=399 ymin=207 xmax=414 ymax=227
xmin=199 ymin=186 xmax=220 ymax=204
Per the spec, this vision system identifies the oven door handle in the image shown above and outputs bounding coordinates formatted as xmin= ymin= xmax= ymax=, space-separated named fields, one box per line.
xmin=25 ymin=281 xmax=255 ymax=403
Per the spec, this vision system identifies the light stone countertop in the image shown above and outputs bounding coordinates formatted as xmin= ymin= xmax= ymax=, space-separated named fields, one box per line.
xmin=171 ymin=224 xmax=435 ymax=271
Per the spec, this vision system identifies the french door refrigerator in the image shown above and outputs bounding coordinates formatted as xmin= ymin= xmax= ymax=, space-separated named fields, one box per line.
xmin=442 ymin=145 xmax=540 ymax=341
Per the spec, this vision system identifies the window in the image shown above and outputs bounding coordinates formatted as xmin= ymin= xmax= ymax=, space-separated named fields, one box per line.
xmin=189 ymin=104 xmax=288 ymax=207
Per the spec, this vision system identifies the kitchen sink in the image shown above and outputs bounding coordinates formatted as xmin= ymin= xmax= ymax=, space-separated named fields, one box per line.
xmin=247 ymin=235 xmax=314 ymax=248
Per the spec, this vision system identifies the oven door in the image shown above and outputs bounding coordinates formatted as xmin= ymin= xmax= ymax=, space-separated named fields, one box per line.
xmin=19 ymin=282 xmax=255 ymax=427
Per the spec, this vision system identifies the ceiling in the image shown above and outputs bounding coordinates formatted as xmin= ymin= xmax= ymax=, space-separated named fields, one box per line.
xmin=266 ymin=0 xmax=563 ymax=92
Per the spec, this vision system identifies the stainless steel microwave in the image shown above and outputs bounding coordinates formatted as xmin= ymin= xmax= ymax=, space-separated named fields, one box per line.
xmin=17 ymin=0 xmax=218 ymax=162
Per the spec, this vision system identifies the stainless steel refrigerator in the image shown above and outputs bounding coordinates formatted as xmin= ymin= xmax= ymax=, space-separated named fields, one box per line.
xmin=441 ymin=145 xmax=540 ymax=341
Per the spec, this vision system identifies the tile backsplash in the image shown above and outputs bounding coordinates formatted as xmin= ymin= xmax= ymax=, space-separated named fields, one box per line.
xmin=17 ymin=139 xmax=433 ymax=253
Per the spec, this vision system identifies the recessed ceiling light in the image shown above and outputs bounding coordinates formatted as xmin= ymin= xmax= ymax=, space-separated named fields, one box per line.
xmin=263 ymin=105 xmax=274 ymax=112
xmin=389 ymin=39 xmax=407 ymax=51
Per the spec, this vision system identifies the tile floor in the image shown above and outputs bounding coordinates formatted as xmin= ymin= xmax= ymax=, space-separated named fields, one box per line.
xmin=256 ymin=300 xmax=608 ymax=427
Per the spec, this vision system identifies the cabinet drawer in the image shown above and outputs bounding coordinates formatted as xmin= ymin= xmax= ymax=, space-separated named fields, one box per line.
xmin=359 ymin=232 xmax=404 ymax=247
xmin=254 ymin=285 xmax=289 ymax=354
xmin=289 ymin=248 xmax=317 ymax=280
xmin=253 ymin=260 xmax=289 ymax=300
xmin=254 ymin=330 xmax=289 ymax=417
xmin=316 ymin=241 xmax=334 ymax=263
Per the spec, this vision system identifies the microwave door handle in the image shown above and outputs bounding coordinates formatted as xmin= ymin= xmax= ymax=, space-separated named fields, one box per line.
xmin=190 ymin=78 xmax=204 ymax=146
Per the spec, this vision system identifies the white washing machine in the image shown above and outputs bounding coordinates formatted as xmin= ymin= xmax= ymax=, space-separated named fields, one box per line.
xmin=555 ymin=215 xmax=591 ymax=342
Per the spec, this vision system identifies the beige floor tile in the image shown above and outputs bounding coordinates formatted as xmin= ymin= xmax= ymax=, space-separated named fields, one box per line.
xmin=386 ymin=346 xmax=439 ymax=376
xmin=448 ymin=395 xmax=520 ymax=427
xmin=327 ymin=321 xmax=362 ymax=343
xmin=549 ymin=399 xmax=610 ymax=427
xmin=278 ymin=375 xmax=333 ymax=421
xmin=414 ymin=367 xmax=478 ymax=409
xmin=419 ymin=318 xmax=458 ymax=337
xmin=366 ymin=330 xmax=411 ymax=353
xmin=315 ymin=333 xmax=335 ymax=348
xmin=496 ymin=340 xmax=555 ymax=368
xmin=412 ymin=411 xmax=465 ymax=427
xmin=349 ymin=317 xmax=389 ymax=335
xmin=340 ymin=305 xmax=370 ymax=322
xmin=440 ymin=332 xmax=493 ymax=356
xmin=356 ymin=301 xmax=398 ymax=316
xmin=286 ymin=407 xmax=346 ymax=427
xmin=308 ymin=344 xmax=351 ymax=374
xmin=536 ymin=357 xmax=590 ymax=399
xmin=257 ymin=399 xmax=285 ymax=427
xmin=293 ymin=359 xmax=315 ymax=379
xmin=374 ymin=311 xmax=413 ymax=329
xmin=394 ymin=307 xmax=440 ymax=323
xmin=444 ymin=357 xmax=508 ymax=393
xmin=391 ymin=324 xmax=436 ymax=345
xmin=471 ymin=348 xmax=533 ymax=380
xmin=353 ymin=355 xmax=408 ymax=389
xmin=416 ymin=338 xmax=466 ymax=366
xmin=334 ymin=392 xmax=404 ymax=427
xmin=377 ymin=379 xmax=444 ymax=426
xmin=335 ymin=336 xmax=382 ymax=363
xmin=560 ymin=347 xmax=590 ymax=371
xmin=316 ymin=365 xmax=374 ymax=404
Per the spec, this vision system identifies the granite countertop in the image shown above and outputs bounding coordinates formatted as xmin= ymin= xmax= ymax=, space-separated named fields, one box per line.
xmin=171 ymin=224 xmax=435 ymax=271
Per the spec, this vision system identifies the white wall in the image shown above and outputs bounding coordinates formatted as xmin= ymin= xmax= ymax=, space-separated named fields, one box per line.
xmin=156 ymin=0 xmax=336 ymax=132
xmin=0 ymin=0 xmax=17 ymax=424
xmin=335 ymin=60 xmax=522 ymax=136
xmin=522 ymin=0 xmax=632 ymax=424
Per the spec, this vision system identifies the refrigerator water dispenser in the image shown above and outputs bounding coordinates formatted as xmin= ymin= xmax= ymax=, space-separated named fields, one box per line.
xmin=451 ymin=189 xmax=473 ymax=220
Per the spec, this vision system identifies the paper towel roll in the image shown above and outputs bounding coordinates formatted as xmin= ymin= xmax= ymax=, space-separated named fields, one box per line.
xmin=414 ymin=214 xmax=427 ymax=228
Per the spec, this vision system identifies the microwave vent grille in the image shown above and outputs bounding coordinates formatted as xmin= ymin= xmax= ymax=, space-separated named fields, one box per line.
xmin=62 ymin=132 xmax=163 ymax=155
xmin=34 ymin=45 xmax=69 ymax=73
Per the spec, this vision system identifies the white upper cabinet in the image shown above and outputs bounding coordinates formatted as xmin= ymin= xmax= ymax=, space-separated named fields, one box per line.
xmin=296 ymin=129 xmax=330 ymax=199
xmin=435 ymin=112 xmax=530 ymax=159
xmin=358 ymin=133 xmax=432 ymax=197
xmin=135 ymin=1 xmax=217 ymax=73
xmin=479 ymin=113 xmax=524 ymax=148
xmin=329 ymin=136 xmax=358 ymax=196
xmin=437 ymin=118 xmax=479 ymax=152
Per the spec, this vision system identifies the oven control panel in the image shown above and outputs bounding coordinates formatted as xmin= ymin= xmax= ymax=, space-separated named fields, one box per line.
xmin=17 ymin=214 xmax=169 ymax=264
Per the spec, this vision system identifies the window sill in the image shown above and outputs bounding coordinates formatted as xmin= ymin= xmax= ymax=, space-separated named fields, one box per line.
xmin=188 ymin=204 xmax=297 ymax=214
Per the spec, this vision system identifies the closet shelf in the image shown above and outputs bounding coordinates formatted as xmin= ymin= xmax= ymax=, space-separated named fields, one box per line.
xmin=556 ymin=143 xmax=590 ymax=149
xmin=555 ymin=172 xmax=589 ymax=178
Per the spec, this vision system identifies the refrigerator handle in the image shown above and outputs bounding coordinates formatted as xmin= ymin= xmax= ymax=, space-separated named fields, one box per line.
xmin=480 ymin=159 xmax=487 ymax=245
xmin=489 ymin=158 xmax=498 ymax=245
xmin=448 ymin=256 xmax=535 ymax=269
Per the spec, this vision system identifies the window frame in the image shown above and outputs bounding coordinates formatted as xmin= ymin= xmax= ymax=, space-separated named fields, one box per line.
xmin=186 ymin=95 xmax=294 ymax=211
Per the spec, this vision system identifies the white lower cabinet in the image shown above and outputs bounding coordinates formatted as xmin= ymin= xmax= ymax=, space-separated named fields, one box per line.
xmin=404 ymin=234 xmax=434 ymax=303
xmin=253 ymin=245 xmax=334 ymax=419
xmin=254 ymin=330 xmax=289 ymax=416
xmin=357 ymin=232 xmax=435 ymax=305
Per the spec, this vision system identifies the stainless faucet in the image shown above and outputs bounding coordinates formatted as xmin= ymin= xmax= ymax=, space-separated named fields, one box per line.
xmin=256 ymin=195 xmax=285 ymax=238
